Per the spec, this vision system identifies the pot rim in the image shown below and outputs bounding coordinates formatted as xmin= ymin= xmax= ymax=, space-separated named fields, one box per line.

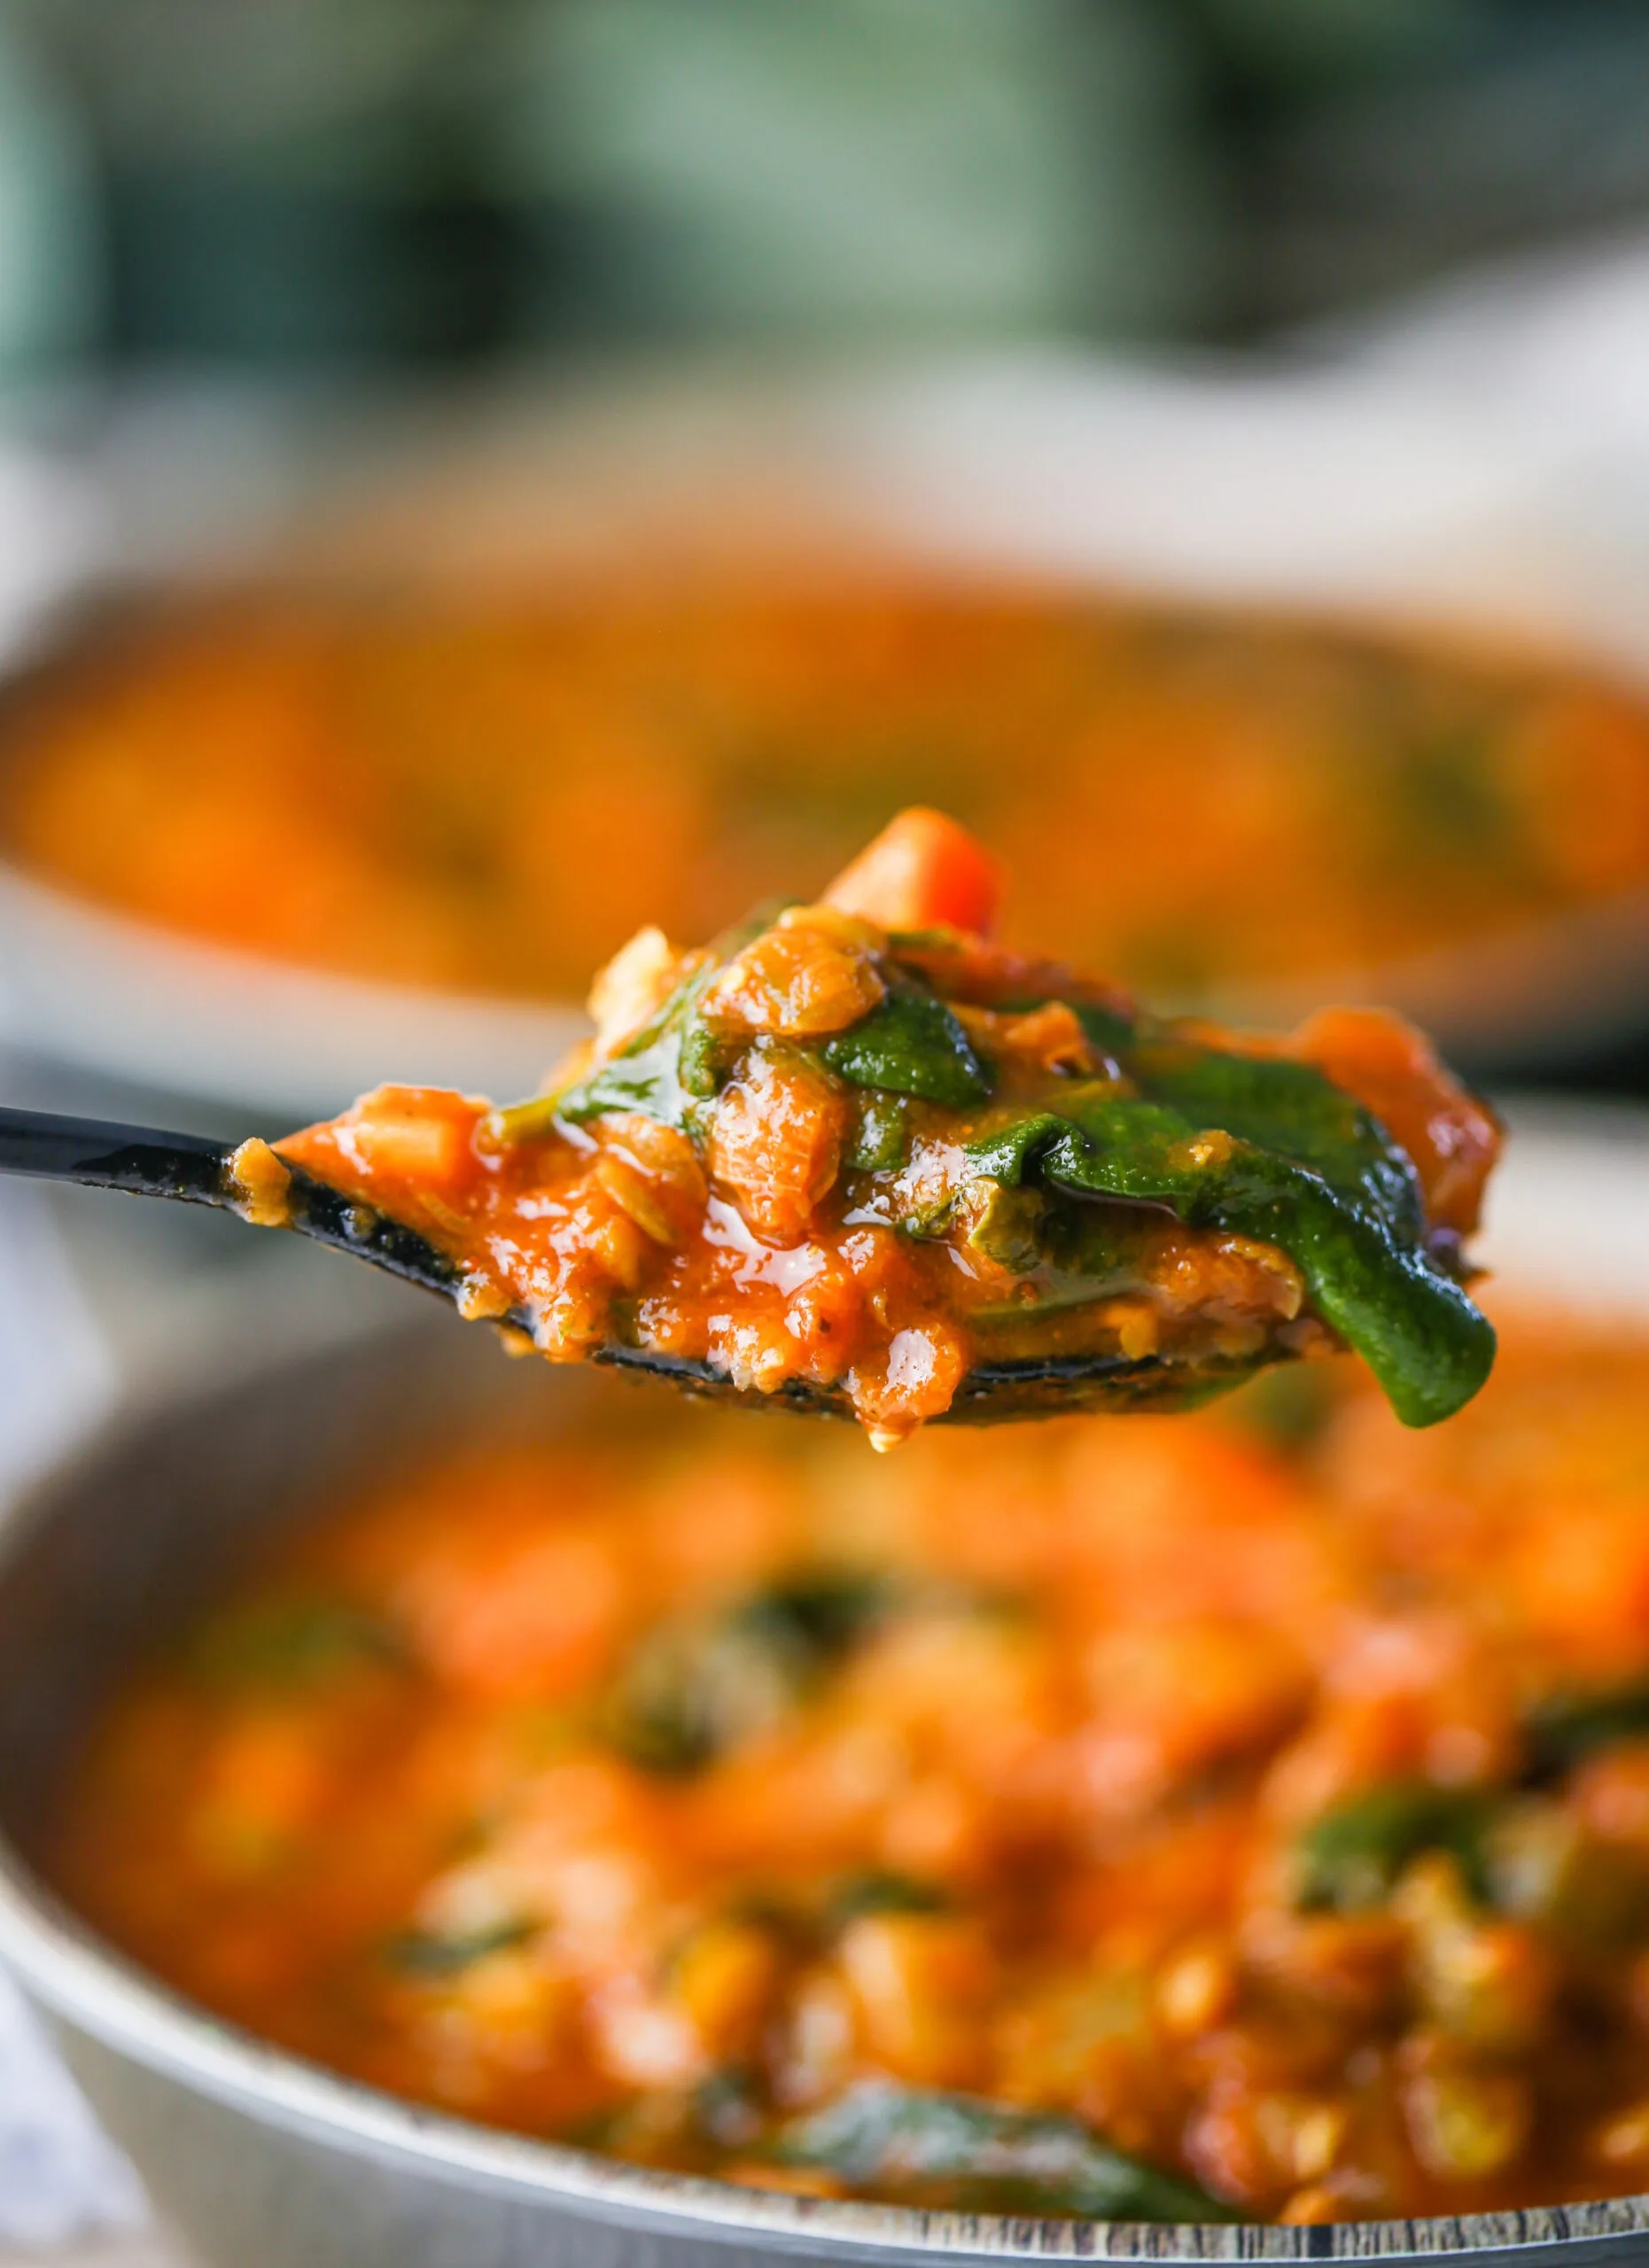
xmin=6 ymin=1848 xmax=1648 ymax=2266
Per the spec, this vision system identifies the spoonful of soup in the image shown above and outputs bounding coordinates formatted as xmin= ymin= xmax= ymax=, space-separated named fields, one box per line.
xmin=0 ymin=809 xmax=1499 ymax=1443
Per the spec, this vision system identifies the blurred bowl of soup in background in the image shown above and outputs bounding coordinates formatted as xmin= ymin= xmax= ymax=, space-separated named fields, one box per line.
xmin=2 ymin=366 xmax=1647 ymax=1118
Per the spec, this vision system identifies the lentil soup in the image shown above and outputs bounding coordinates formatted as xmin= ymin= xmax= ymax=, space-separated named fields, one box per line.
xmin=52 ymin=1307 xmax=1649 ymax=2225
xmin=269 ymin=812 xmax=1498 ymax=1442
xmin=6 ymin=579 xmax=1649 ymax=1008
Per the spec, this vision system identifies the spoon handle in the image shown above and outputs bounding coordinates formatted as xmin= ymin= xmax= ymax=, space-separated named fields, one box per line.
xmin=0 ymin=1107 xmax=232 ymax=1204
xmin=0 ymin=1104 xmax=478 ymax=1313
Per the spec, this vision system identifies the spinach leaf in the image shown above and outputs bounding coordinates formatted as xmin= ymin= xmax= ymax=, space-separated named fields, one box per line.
xmin=826 ymin=1870 xmax=953 ymax=1926
xmin=958 ymin=1068 xmax=1491 ymax=1429
xmin=822 ymin=983 xmax=987 ymax=1107
xmin=962 ymin=1183 xmax=1171 ymax=1322
xmin=1126 ymin=1032 xmax=1422 ymax=1231
xmin=1292 ymin=1782 xmax=1500 ymax=1912
xmin=734 ymin=1570 xmax=894 ymax=1657
xmin=774 ymin=2081 xmax=1230 ymax=2222
xmin=549 ymin=967 xmax=726 ymax=1131
xmin=386 ymin=1917 xmax=536 ymax=1977
xmin=693 ymin=2064 xmax=766 ymax=2149
xmin=1524 ymin=1682 xmax=1649 ymax=1783
xmin=847 ymin=1092 xmax=912 ymax=1173
xmin=1070 ymin=1000 xmax=1139 ymax=1058
xmin=510 ymin=905 xmax=785 ymax=1138
xmin=190 ymin=1599 xmax=403 ymax=1691
xmin=604 ymin=1570 xmax=896 ymax=1776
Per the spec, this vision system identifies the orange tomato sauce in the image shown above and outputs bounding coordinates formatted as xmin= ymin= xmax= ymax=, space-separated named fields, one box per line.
xmin=51 ymin=1308 xmax=1649 ymax=2223
xmin=5 ymin=579 xmax=1649 ymax=1003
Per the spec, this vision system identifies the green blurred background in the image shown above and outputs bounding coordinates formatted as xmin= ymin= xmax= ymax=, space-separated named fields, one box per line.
xmin=4 ymin=0 xmax=1649 ymax=378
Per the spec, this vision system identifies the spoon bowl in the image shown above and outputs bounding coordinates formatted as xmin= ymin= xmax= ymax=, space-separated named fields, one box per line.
xmin=591 ymin=1341 xmax=1260 ymax=1422
xmin=0 ymin=1105 xmax=1281 ymax=1424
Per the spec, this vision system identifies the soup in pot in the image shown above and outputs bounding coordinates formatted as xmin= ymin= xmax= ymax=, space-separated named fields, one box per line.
xmin=6 ymin=579 xmax=1649 ymax=1010
xmin=53 ymin=1307 xmax=1649 ymax=2224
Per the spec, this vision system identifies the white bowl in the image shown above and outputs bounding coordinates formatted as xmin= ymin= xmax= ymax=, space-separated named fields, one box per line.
xmin=3 ymin=358 xmax=1646 ymax=1120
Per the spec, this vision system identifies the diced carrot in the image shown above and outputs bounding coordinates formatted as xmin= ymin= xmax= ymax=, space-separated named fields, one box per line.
xmin=822 ymin=807 xmax=1004 ymax=936
xmin=280 ymin=1086 xmax=480 ymax=1202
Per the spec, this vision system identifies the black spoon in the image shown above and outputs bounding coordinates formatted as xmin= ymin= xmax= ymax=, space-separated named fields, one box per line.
xmin=0 ymin=1106 xmax=1258 ymax=1423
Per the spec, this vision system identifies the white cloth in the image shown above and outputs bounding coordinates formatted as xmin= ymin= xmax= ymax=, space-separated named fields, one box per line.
xmin=0 ymin=1981 xmax=147 ymax=2250
xmin=0 ymin=1182 xmax=146 ymax=2253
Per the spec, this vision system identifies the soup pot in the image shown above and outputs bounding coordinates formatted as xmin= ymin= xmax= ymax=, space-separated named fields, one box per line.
xmin=2 ymin=1107 xmax=1648 ymax=2268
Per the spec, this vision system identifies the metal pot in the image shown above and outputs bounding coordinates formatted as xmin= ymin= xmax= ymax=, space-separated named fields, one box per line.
xmin=1 ymin=1245 xmax=1647 ymax=2265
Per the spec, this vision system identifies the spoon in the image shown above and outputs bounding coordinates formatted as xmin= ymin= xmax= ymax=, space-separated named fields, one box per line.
xmin=0 ymin=1105 xmax=1249 ymax=1423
